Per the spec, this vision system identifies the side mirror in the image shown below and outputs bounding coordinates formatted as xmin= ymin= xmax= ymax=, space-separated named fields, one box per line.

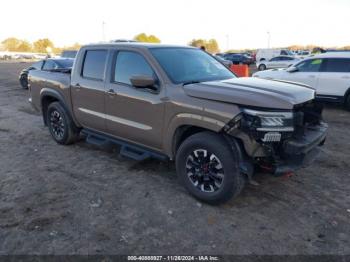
xmin=130 ymin=75 xmax=156 ymax=89
xmin=287 ymin=66 xmax=298 ymax=73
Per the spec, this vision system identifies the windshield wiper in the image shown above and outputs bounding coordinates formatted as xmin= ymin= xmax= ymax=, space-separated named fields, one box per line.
xmin=182 ymin=80 xmax=202 ymax=86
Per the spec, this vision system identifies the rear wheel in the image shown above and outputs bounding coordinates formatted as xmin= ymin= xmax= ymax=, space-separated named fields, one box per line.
xmin=258 ymin=64 xmax=267 ymax=71
xmin=20 ymin=75 xmax=28 ymax=89
xmin=47 ymin=102 xmax=79 ymax=145
xmin=176 ymin=132 xmax=245 ymax=204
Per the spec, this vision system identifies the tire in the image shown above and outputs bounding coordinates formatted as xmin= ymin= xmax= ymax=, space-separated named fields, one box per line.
xmin=20 ymin=75 xmax=28 ymax=89
xmin=175 ymin=132 xmax=245 ymax=204
xmin=258 ymin=64 xmax=267 ymax=71
xmin=46 ymin=102 xmax=79 ymax=145
xmin=345 ymin=94 xmax=350 ymax=111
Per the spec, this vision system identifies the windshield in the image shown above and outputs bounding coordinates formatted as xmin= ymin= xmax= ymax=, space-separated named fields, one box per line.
xmin=150 ymin=48 xmax=235 ymax=84
xmin=55 ymin=59 xmax=74 ymax=68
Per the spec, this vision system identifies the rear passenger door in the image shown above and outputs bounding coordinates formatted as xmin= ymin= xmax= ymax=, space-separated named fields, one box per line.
xmin=317 ymin=58 xmax=350 ymax=98
xmin=104 ymin=49 xmax=165 ymax=151
xmin=71 ymin=49 xmax=108 ymax=132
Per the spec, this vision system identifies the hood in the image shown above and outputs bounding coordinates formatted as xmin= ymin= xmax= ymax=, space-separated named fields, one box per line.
xmin=182 ymin=77 xmax=315 ymax=110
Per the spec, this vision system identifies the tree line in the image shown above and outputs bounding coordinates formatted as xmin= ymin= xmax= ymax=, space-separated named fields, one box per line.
xmin=1 ymin=34 xmax=221 ymax=54
xmin=2 ymin=34 xmax=348 ymax=55
xmin=1 ymin=37 xmax=81 ymax=54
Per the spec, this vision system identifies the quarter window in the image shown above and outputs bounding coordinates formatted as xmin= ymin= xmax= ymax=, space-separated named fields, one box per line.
xmin=82 ymin=50 xmax=108 ymax=80
xmin=323 ymin=58 xmax=350 ymax=72
xmin=296 ymin=59 xmax=323 ymax=72
xmin=114 ymin=51 xmax=155 ymax=85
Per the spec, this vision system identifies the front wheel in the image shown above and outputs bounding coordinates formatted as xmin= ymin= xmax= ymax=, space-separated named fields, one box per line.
xmin=176 ymin=132 xmax=245 ymax=204
xmin=258 ymin=64 xmax=267 ymax=71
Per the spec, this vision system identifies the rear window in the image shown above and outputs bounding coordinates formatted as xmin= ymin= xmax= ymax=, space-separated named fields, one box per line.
xmin=82 ymin=50 xmax=108 ymax=80
xmin=323 ymin=58 xmax=350 ymax=72
xmin=32 ymin=61 xmax=43 ymax=70
xmin=55 ymin=59 xmax=74 ymax=68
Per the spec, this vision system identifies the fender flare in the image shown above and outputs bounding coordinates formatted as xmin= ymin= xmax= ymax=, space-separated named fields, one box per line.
xmin=344 ymin=87 xmax=350 ymax=101
xmin=163 ymin=113 xmax=226 ymax=158
xmin=40 ymin=88 xmax=72 ymax=125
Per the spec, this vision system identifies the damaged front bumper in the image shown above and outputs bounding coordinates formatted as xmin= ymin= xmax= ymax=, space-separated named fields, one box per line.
xmin=272 ymin=122 xmax=328 ymax=176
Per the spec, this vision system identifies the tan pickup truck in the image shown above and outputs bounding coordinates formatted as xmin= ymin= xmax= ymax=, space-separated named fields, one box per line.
xmin=28 ymin=43 xmax=327 ymax=204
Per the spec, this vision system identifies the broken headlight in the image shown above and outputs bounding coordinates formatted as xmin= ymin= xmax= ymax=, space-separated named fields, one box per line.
xmin=241 ymin=108 xmax=295 ymax=142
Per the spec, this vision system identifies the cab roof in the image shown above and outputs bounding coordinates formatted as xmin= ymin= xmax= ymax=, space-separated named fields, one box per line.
xmin=82 ymin=42 xmax=195 ymax=50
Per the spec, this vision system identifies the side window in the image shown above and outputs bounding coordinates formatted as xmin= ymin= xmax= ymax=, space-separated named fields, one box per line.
xmin=323 ymin=58 xmax=350 ymax=73
xmin=82 ymin=50 xmax=108 ymax=80
xmin=296 ymin=59 xmax=323 ymax=72
xmin=270 ymin=57 xmax=280 ymax=61
xmin=42 ymin=60 xmax=56 ymax=71
xmin=114 ymin=51 xmax=155 ymax=85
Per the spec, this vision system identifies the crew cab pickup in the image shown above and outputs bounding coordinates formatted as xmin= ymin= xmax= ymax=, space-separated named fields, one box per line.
xmin=28 ymin=43 xmax=327 ymax=204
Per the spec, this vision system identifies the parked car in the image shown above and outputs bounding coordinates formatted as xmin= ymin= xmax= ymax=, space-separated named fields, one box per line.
xmin=61 ymin=50 xmax=78 ymax=59
xmin=295 ymin=50 xmax=311 ymax=59
xmin=214 ymin=55 xmax=233 ymax=68
xmin=256 ymin=48 xmax=294 ymax=62
xmin=223 ymin=53 xmax=254 ymax=65
xmin=256 ymin=55 xmax=299 ymax=71
xmin=28 ymin=43 xmax=327 ymax=204
xmin=253 ymin=52 xmax=350 ymax=109
xmin=19 ymin=58 xmax=74 ymax=89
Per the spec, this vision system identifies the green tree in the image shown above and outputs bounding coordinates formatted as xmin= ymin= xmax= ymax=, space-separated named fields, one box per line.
xmin=188 ymin=38 xmax=219 ymax=53
xmin=134 ymin=33 xmax=161 ymax=43
xmin=33 ymin=38 xmax=54 ymax=53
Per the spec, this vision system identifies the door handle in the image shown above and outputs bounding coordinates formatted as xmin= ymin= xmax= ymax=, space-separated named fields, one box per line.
xmin=74 ymin=83 xmax=82 ymax=90
xmin=107 ymin=88 xmax=116 ymax=95
xmin=308 ymin=75 xmax=316 ymax=78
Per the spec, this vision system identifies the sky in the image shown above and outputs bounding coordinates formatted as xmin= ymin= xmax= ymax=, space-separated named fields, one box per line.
xmin=1 ymin=0 xmax=349 ymax=51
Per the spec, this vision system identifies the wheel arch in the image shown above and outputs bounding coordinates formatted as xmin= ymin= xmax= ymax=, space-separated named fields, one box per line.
xmin=40 ymin=88 xmax=69 ymax=126
xmin=344 ymin=87 xmax=350 ymax=100
xmin=344 ymin=87 xmax=350 ymax=109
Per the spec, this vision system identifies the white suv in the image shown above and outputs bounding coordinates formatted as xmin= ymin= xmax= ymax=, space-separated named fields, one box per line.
xmin=253 ymin=52 xmax=350 ymax=109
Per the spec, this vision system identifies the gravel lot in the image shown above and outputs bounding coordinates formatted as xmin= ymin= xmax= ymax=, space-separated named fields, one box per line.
xmin=0 ymin=62 xmax=349 ymax=255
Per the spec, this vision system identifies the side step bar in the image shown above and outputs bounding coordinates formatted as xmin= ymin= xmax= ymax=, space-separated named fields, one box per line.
xmin=81 ymin=129 xmax=167 ymax=161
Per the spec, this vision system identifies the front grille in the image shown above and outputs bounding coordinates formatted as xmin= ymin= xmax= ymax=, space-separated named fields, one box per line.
xmin=293 ymin=100 xmax=323 ymax=138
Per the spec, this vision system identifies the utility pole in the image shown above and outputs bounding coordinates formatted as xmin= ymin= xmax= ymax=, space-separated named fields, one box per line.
xmin=226 ymin=34 xmax=230 ymax=51
xmin=102 ymin=21 xmax=106 ymax=41
xmin=267 ymin=31 xmax=271 ymax=48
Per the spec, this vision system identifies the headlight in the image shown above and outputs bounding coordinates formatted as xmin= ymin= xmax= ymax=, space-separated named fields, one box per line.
xmin=242 ymin=108 xmax=294 ymax=132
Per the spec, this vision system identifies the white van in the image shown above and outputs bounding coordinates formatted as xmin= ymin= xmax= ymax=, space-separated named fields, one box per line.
xmin=256 ymin=49 xmax=294 ymax=62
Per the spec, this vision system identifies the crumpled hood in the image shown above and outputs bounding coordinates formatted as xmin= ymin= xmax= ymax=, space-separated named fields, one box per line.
xmin=182 ymin=77 xmax=315 ymax=110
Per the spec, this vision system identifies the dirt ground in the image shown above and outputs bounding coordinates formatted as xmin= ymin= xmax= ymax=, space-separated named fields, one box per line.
xmin=0 ymin=62 xmax=349 ymax=255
